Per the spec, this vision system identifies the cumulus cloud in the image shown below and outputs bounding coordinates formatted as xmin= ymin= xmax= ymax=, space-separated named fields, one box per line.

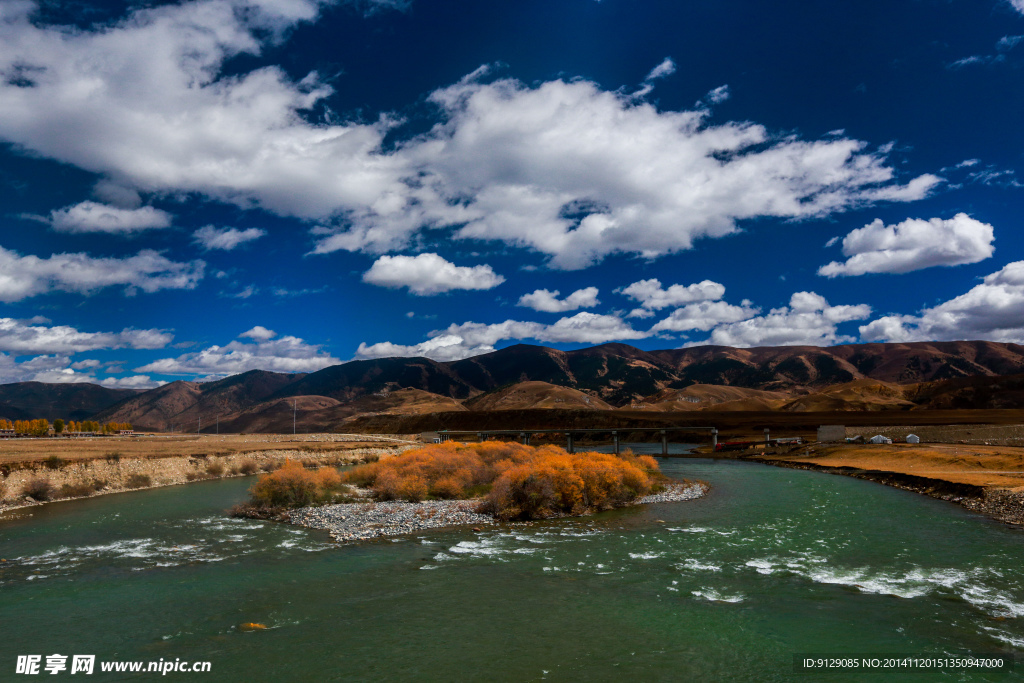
xmin=355 ymin=312 xmax=648 ymax=361
xmin=37 ymin=201 xmax=172 ymax=234
xmin=240 ymin=325 xmax=276 ymax=341
xmin=98 ymin=374 xmax=164 ymax=389
xmin=0 ymin=3 xmax=939 ymax=270
xmin=618 ymin=278 xmax=725 ymax=315
xmin=193 ymin=225 xmax=267 ymax=250
xmin=0 ymin=353 xmax=164 ymax=387
xmin=0 ymin=246 xmax=204 ymax=301
xmin=0 ymin=0 xmax=406 ymax=219
xmin=1012 ymin=1 xmax=1024 ymax=15
xmin=0 ymin=318 xmax=172 ymax=355
xmin=517 ymin=287 xmax=599 ymax=313
xmin=650 ymin=300 xmax=759 ymax=333
xmin=819 ymin=214 xmax=995 ymax=277
xmin=319 ymin=74 xmax=936 ymax=269
xmin=859 ymin=261 xmax=1024 ymax=343
xmin=135 ymin=332 xmax=340 ymax=376
xmin=686 ymin=292 xmax=871 ymax=347
xmin=362 ymin=253 xmax=505 ymax=295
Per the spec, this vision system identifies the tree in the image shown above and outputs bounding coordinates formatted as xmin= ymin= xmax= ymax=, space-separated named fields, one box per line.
xmin=53 ymin=418 xmax=64 ymax=434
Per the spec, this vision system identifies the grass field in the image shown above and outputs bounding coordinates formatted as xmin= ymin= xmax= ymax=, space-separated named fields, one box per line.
xmin=0 ymin=433 xmax=416 ymax=465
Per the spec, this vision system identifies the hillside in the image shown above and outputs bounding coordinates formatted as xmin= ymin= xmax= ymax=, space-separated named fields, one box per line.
xmin=6 ymin=340 xmax=1024 ymax=432
xmin=464 ymin=381 xmax=612 ymax=411
xmin=94 ymin=369 xmax=305 ymax=431
xmin=0 ymin=382 xmax=141 ymax=421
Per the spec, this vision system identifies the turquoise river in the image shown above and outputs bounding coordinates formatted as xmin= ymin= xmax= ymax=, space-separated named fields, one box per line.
xmin=2 ymin=457 xmax=1024 ymax=681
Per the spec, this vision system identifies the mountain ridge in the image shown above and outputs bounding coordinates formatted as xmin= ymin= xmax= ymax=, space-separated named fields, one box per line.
xmin=4 ymin=340 xmax=1024 ymax=430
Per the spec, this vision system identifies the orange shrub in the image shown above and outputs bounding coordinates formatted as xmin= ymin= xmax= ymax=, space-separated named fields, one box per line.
xmin=248 ymin=460 xmax=343 ymax=507
xmin=346 ymin=441 xmax=659 ymax=518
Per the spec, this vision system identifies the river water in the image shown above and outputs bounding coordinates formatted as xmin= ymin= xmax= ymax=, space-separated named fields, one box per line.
xmin=2 ymin=458 xmax=1023 ymax=681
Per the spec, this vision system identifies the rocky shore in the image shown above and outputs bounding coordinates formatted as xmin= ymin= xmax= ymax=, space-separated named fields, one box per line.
xmin=0 ymin=445 xmax=412 ymax=514
xmin=290 ymin=481 xmax=708 ymax=543
xmin=753 ymin=456 xmax=1024 ymax=527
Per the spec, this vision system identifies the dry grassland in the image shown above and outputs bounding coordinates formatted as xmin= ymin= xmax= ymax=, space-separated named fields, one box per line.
xmin=0 ymin=433 xmax=416 ymax=466
xmin=770 ymin=442 xmax=1024 ymax=490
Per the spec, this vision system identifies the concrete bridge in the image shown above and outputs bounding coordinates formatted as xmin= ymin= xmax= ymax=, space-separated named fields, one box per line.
xmin=436 ymin=426 xmax=719 ymax=455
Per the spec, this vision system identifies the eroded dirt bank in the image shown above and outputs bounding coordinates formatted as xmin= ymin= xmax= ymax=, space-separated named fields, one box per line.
xmin=0 ymin=435 xmax=417 ymax=514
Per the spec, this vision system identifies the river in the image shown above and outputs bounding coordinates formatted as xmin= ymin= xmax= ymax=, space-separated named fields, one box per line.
xmin=1 ymin=458 xmax=1022 ymax=681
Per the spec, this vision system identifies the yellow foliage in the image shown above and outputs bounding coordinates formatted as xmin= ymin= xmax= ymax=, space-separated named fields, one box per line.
xmin=345 ymin=441 xmax=659 ymax=519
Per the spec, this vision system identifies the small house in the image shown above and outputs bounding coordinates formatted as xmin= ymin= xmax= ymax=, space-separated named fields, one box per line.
xmin=906 ymin=434 xmax=920 ymax=444
xmin=868 ymin=435 xmax=892 ymax=444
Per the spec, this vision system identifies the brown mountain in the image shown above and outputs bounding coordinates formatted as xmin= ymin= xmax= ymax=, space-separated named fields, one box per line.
xmin=93 ymin=369 xmax=305 ymax=431
xmin=13 ymin=340 xmax=1023 ymax=432
xmin=0 ymin=382 xmax=141 ymax=421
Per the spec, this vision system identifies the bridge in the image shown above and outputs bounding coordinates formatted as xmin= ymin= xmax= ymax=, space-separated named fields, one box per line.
xmin=436 ymin=426 xmax=720 ymax=455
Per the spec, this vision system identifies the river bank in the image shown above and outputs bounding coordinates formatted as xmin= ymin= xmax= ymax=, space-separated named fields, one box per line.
xmin=289 ymin=481 xmax=708 ymax=542
xmin=0 ymin=438 xmax=416 ymax=515
xmin=752 ymin=442 xmax=1024 ymax=526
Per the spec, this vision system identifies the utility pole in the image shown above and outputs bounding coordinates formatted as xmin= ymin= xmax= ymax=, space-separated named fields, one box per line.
xmin=293 ymin=400 xmax=297 ymax=435
xmin=216 ymin=416 xmax=219 ymax=435
xmin=198 ymin=416 xmax=201 ymax=434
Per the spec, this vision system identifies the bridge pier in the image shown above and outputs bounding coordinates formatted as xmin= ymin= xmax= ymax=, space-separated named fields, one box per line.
xmin=711 ymin=428 xmax=718 ymax=449
xmin=520 ymin=432 xmax=530 ymax=445
xmin=612 ymin=430 xmax=619 ymax=455
xmin=661 ymin=430 xmax=667 ymax=456
xmin=567 ymin=432 xmax=574 ymax=454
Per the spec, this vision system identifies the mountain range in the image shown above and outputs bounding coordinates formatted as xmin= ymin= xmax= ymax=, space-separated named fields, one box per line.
xmin=3 ymin=340 xmax=1024 ymax=432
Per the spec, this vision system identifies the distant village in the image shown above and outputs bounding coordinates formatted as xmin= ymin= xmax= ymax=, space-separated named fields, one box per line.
xmin=0 ymin=419 xmax=134 ymax=438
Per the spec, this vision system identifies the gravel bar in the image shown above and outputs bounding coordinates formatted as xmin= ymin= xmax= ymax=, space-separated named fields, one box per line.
xmin=291 ymin=481 xmax=708 ymax=543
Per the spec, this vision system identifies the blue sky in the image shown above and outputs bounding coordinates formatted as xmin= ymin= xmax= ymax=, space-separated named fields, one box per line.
xmin=0 ymin=0 xmax=1023 ymax=387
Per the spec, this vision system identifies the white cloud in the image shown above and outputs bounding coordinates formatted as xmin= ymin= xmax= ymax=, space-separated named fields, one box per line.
xmin=687 ymin=292 xmax=871 ymax=347
xmin=818 ymin=214 xmax=995 ymax=277
xmin=98 ymin=374 xmax=164 ymax=389
xmin=705 ymin=85 xmax=730 ymax=105
xmin=241 ymin=325 xmax=277 ymax=341
xmin=0 ymin=317 xmax=172 ymax=355
xmin=1012 ymin=1 xmax=1024 ymax=15
xmin=315 ymin=74 xmax=936 ymax=269
xmin=0 ymin=245 xmax=204 ymax=301
xmin=0 ymin=0 xmax=408 ymax=219
xmin=362 ymin=253 xmax=505 ymax=295
xmin=41 ymin=201 xmax=172 ymax=234
xmin=517 ymin=287 xmax=599 ymax=313
xmin=193 ymin=225 xmax=267 ymax=250
xmin=0 ymin=4 xmax=938 ymax=270
xmin=136 ymin=332 xmax=340 ymax=376
xmin=645 ymin=58 xmax=676 ymax=81
xmin=859 ymin=261 xmax=1024 ymax=343
xmin=650 ymin=300 xmax=759 ymax=333
xmin=0 ymin=353 xmax=164 ymax=387
xmin=355 ymin=312 xmax=647 ymax=361
xmin=618 ymin=278 xmax=725 ymax=313
xmin=997 ymin=35 xmax=1024 ymax=51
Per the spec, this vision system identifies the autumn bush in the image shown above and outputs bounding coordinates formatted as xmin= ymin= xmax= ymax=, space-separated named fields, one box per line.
xmin=205 ymin=462 xmax=225 ymax=477
xmin=125 ymin=474 xmax=152 ymax=488
xmin=247 ymin=460 xmax=344 ymax=508
xmin=22 ymin=477 xmax=53 ymax=501
xmin=239 ymin=459 xmax=259 ymax=475
xmin=344 ymin=442 xmax=662 ymax=519
xmin=58 ymin=479 xmax=106 ymax=499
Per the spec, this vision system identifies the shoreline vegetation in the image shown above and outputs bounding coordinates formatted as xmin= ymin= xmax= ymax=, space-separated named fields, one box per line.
xmin=232 ymin=441 xmax=709 ymax=541
xmin=0 ymin=434 xmax=417 ymax=515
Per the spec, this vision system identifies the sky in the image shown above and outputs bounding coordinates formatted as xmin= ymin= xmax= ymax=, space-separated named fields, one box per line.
xmin=0 ymin=0 xmax=1023 ymax=388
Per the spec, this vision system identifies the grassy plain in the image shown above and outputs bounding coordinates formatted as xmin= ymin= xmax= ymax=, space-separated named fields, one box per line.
xmin=0 ymin=433 xmax=415 ymax=466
